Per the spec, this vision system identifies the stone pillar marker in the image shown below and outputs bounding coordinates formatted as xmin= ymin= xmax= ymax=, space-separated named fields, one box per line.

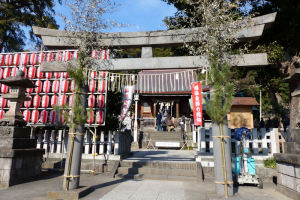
xmin=0 ymin=71 xmax=44 ymax=189
xmin=274 ymin=68 xmax=300 ymax=200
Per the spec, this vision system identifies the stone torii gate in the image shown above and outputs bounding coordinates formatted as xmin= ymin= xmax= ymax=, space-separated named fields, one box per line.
xmin=33 ymin=12 xmax=276 ymax=196
xmin=33 ymin=12 xmax=276 ymax=72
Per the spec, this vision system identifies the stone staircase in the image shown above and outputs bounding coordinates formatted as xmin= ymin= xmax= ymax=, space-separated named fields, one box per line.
xmin=116 ymin=160 xmax=202 ymax=181
xmin=142 ymin=131 xmax=185 ymax=149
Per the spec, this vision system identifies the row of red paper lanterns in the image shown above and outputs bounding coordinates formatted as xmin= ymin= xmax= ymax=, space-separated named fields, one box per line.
xmin=0 ymin=79 xmax=106 ymax=94
xmin=0 ymin=50 xmax=109 ymax=66
xmin=0 ymin=94 xmax=105 ymax=109
xmin=0 ymin=67 xmax=107 ymax=80
xmin=0 ymin=109 xmax=104 ymax=125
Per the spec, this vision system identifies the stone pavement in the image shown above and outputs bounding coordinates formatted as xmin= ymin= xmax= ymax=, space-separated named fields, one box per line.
xmin=98 ymin=179 xmax=291 ymax=200
xmin=0 ymin=170 xmax=292 ymax=200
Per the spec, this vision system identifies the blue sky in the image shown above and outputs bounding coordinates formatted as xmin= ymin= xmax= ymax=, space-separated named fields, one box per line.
xmin=24 ymin=0 xmax=176 ymax=50
xmin=54 ymin=0 xmax=177 ymax=32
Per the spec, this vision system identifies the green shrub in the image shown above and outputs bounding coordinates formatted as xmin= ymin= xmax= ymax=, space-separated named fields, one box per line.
xmin=264 ymin=157 xmax=277 ymax=169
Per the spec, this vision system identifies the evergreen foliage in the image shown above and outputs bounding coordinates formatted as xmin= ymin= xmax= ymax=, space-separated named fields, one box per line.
xmin=162 ymin=0 xmax=296 ymax=120
xmin=0 ymin=0 xmax=61 ymax=51
xmin=206 ymin=57 xmax=234 ymax=124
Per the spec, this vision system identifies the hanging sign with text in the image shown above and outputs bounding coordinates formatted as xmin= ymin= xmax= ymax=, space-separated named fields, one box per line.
xmin=191 ymin=82 xmax=203 ymax=126
xmin=119 ymin=85 xmax=134 ymax=126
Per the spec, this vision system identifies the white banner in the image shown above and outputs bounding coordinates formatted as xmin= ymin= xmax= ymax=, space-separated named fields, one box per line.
xmin=119 ymin=85 xmax=134 ymax=126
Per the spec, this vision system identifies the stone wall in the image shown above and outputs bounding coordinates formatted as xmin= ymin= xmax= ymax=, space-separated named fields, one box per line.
xmin=276 ymin=162 xmax=300 ymax=200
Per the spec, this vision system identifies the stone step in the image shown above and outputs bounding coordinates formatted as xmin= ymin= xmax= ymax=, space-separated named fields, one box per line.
xmin=146 ymin=134 xmax=182 ymax=138
xmin=120 ymin=161 xmax=197 ymax=170
xmin=116 ymin=173 xmax=198 ymax=181
xmin=117 ymin=166 xmax=197 ymax=177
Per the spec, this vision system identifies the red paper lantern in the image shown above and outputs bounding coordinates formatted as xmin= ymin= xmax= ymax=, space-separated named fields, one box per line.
xmin=0 ymin=54 xmax=5 ymax=66
xmin=52 ymin=80 xmax=60 ymax=93
xmin=51 ymin=95 xmax=58 ymax=107
xmin=30 ymin=53 xmax=38 ymax=66
xmin=88 ymin=94 xmax=95 ymax=108
xmin=23 ymin=110 xmax=30 ymax=122
xmin=45 ymin=72 xmax=52 ymax=79
xmin=3 ymin=68 xmax=10 ymax=78
xmin=73 ymin=50 xmax=78 ymax=59
xmin=5 ymin=54 xmax=13 ymax=66
xmin=97 ymin=94 xmax=105 ymax=108
xmin=97 ymin=80 xmax=105 ymax=93
xmin=70 ymin=80 xmax=75 ymax=92
xmin=35 ymin=80 xmax=42 ymax=93
xmin=13 ymin=53 xmax=20 ymax=66
xmin=28 ymin=66 xmax=36 ymax=79
xmin=90 ymin=70 xmax=97 ymax=78
xmin=1 ymin=84 xmax=8 ymax=94
xmin=87 ymin=110 xmax=94 ymax=124
xmin=63 ymin=51 xmax=71 ymax=61
xmin=38 ymin=52 xmax=45 ymax=64
xmin=96 ymin=110 xmax=104 ymax=124
xmin=10 ymin=67 xmax=18 ymax=77
xmin=24 ymin=95 xmax=32 ymax=108
xmin=69 ymin=94 xmax=74 ymax=107
xmin=21 ymin=53 xmax=29 ymax=66
xmin=54 ymin=72 xmax=60 ymax=79
xmin=26 ymin=87 xmax=33 ymax=94
xmin=0 ymin=68 xmax=3 ymax=79
xmin=49 ymin=110 xmax=56 ymax=124
xmin=36 ymin=67 xmax=43 ymax=79
xmin=0 ymin=110 xmax=4 ymax=120
xmin=58 ymin=94 xmax=67 ymax=106
xmin=46 ymin=52 xmax=53 ymax=62
xmin=40 ymin=110 xmax=48 ymax=124
xmin=91 ymin=50 xmax=98 ymax=59
xmin=43 ymin=80 xmax=51 ymax=93
xmin=31 ymin=110 xmax=39 ymax=124
xmin=88 ymin=79 xmax=96 ymax=93
xmin=41 ymin=95 xmax=50 ymax=108
xmin=0 ymin=97 xmax=7 ymax=108
xmin=33 ymin=95 xmax=41 ymax=108
xmin=61 ymin=79 xmax=69 ymax=93
xmin=56 ymin=51 xmax=62 ymax=61
xmin=61 ymin=72 xmax=69 ymax=78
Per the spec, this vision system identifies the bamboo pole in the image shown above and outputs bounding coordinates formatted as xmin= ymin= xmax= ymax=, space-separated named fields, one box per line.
xmin=219 ymin=123 xmax=228 ymax=199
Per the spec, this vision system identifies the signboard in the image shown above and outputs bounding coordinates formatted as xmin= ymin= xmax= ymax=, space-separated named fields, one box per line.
xmin=191 ymin=82 xmax=203 ymax=126
xmin=120 ymin=85 xmax=134 ymax=125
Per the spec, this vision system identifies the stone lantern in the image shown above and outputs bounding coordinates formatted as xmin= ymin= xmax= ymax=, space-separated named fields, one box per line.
xmin=0 ymin=70 xmax=35 ymax=126
xmin=0 ymin=70 xmax=44 ymax=189
xmin=274 ymin=68 xmax=300 ymax=200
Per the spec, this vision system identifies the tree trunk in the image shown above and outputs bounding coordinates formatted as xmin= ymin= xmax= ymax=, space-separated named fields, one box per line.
xmin=212 ymin=122 xmax=233 ymax=197
xmin=62 ymin=85 xmax=88 ymax=190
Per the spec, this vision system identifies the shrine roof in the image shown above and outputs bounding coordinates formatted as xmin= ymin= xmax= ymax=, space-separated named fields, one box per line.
xmin=231 ymin=97 xmax=259 ymax=106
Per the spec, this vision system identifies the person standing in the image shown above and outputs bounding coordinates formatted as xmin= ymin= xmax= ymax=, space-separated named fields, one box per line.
xmin=166 ymin=113 xmax=173 ymax=132
xmin=156 ymin=112 xmax=162 ymax=131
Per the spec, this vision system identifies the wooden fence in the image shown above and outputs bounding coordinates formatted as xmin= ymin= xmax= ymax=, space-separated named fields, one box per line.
xmin=195 ymin=127 xmax=288 ymax=166
xmin=33 ymin=128 xmax=132 ymax=160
